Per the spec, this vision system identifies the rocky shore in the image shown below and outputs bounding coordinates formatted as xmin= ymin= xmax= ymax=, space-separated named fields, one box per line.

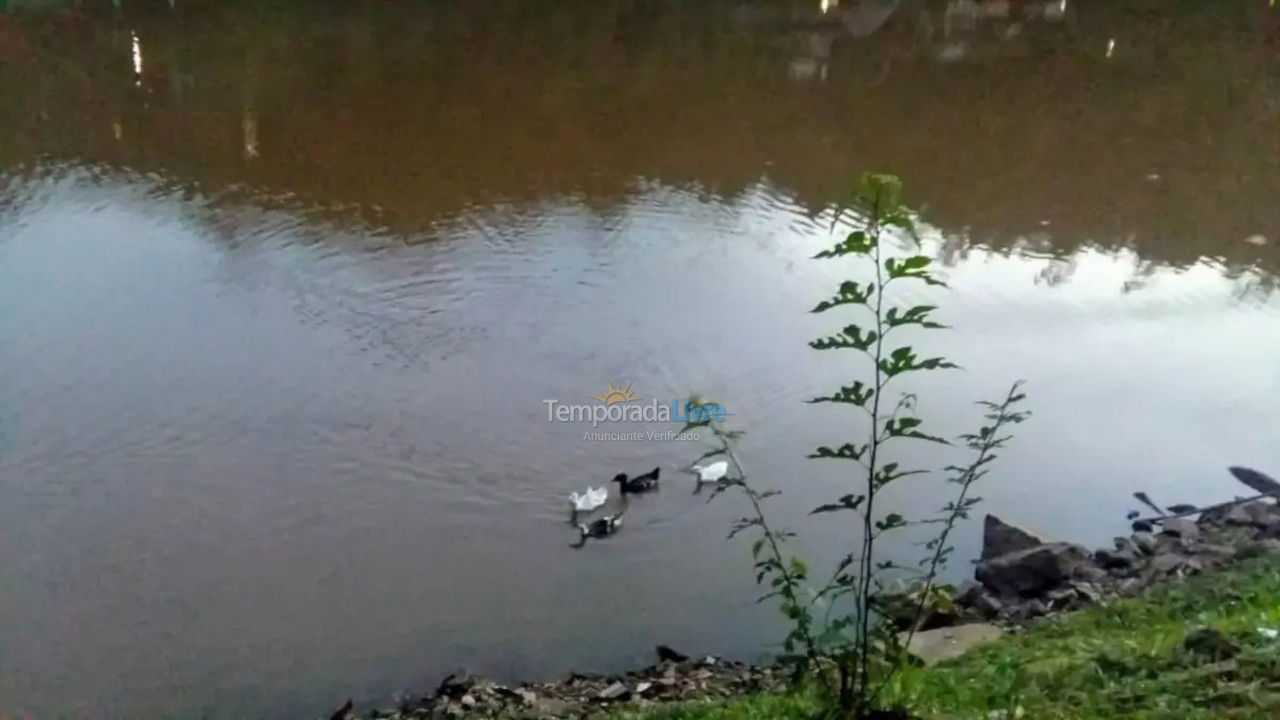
xmin=327 ymin=648 xmax=785 ymax=720
xmin=946 ymin=499 xmax=1280 ymax=627
xmin=331 ymin=473 xmax=1280 ymax=720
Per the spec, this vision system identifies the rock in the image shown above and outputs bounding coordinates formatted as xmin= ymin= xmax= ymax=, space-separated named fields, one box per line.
xmin=328 ymin=699 xmax=354 ymax=720
xmin=1072 ymin=564 xmax=1111 ymax=584
xmin=1025 ymin=598 xmax=1050 ymax=617
xmin=1117 ymin=577 xmax=1146 ymax=595
xmin=977 ymin=543 xmax=1090 ymax=597
xmin=514 ymin=689 xmax=537 ymax=707
xmin=435 ymin=672 xmax=476 ymax=700
xmin=1227 ymin=502 xmax=1264 ymax=526
xmin=1194 ymin=504 xmax=1225 ymax=526
xmin=1184 ymin=627 xmax=1238 ymax=659
xmin=905 ymin=623 xmax=1004 ymax=665
xmin=1238 ymin=539 xmax=1280 ymax=558
xmin=1160 ymin=518 xmax=1199 ymax=540
xmin=1257 ymin=520 xmax=1280 ymax=540
xmin=956 ymin=580 xmax=983 ymax=605
xmin=1002 ymin=598 xmax=1049 ymax=622
xmin=634 ymin=681 xmax=653 ymax=696
xmin=459 ymin=695 xmax=476 ymax=709
xmin=1131 ymin=519 xmax=1154 ymax=533
xmin=972 ymin=591 xmax=1004 ymax=618
xmin=1072 ymin=582 xmax=1103 ymax=603
xmin=982 ymin=514 xmax=1045 ymax=560
xmin=1153 ymin=531 xmax=1199 ymax=556
xmin=1045 ymin=586 xmax=1078 ymax=608
xmin=1245 ymin=502 xmax=1280 ymax=526
xmin=533 ymin=698 xmax=571 ymax=716
xmin=597 ymin=682 xmax=630 ymax=701
xmin=1199 ymin=543 xmax=1237 ymax=559
xmin=1131 ymin=532 xmax=1157 ymax=555
xmin=1095 ymin=546 xmax=1138 ymax=571
xmin=655 ymin=645 xmax=688 ymax=663
xmin=1151 ymin=552 xmax=1201 ymax=575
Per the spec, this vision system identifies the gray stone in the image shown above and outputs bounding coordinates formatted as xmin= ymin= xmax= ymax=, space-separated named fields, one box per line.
xmin=1199 ymin=543 xmax=1238 ymax=559
xmin=1117 ymin=577 xmax=1145 ymax=595
xmin=1239 ymin=539 xmax=1280 ymax=558
xmin=1154 ymin=532 xmax=1198 ymax=556
xmin=1131 ymin=532 xmax=1158 ymax=555
xmin=597 ymin=682 xmax=630 ymax=701
xmin=1228 ymin=502 xmax=1264 ymax=526
xmin=1072 ymin=564 xmax=1111 ymax=584
xmin=1151 ymin=553 xmax=1202 ymax=575
xmin=972 ymin=591 xmax=1004 ymax=618
xmin=1072 ymin=582 xmax=1103 ymax=603
xmin=981 ymin=514 xmax=1046 ymax=561
xmin=1160 ymin=518 xmax=1200 ymax=540
xmin=1096 ymin=546 xmax=1138 ymax=571
xmin=905 ymin=623 xmax=1004 ymax=665
xmin=956 ymin=580 xmax=984 ymax=606
xmin=1003 ymin=598 xmax=1050 ymax=622
xmin=977 ymin=543 xmax=1090 ymax=597
xmin=1244 ymin=501 xmax=1280 ymax=527
xmin=533 ymin=698 xmax=572 ymax=716
xmin=1256 ymin=520 xmax=1280 ymax=541
xmin=1045 ymin=586 xmax=1078 ymax=608
xmin=1197 ymin=504 xmax=1231 ymax=527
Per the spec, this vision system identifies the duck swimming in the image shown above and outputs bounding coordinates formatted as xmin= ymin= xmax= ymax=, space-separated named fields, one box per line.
xmin=579 ymin=512 xmax=623 ymax=539
xmin=571 ymin=509 xmax=624 ymax=547
xmin=686 ymin=460 xmax=728 ymax=484
xmin=613 ymin=467 xmax=660 ymax=494
xmin=569 ymin=486 xmax=609 ymax=513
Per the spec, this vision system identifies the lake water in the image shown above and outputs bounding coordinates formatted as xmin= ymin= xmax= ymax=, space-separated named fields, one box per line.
xmin=1 ymin=1 xmax=1278 ymax=717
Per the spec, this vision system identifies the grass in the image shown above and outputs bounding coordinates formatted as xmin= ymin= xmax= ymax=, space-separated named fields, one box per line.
xmin=617 ymin=554 xmax=1280 ymax=719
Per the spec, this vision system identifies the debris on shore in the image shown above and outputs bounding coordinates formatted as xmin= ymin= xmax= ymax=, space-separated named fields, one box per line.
xmin=329 ymin=650 xmax=784 ymax=720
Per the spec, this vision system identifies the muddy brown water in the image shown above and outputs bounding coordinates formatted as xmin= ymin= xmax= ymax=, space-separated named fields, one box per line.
xmin=0 ymin=1 xmax=1278 ymax=717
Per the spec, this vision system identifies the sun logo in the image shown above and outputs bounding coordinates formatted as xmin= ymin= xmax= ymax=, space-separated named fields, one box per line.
xmin=591 ymin=381 xmax=640 ymax=405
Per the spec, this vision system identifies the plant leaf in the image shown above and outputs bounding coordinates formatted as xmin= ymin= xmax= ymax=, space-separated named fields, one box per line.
xmin=808 ymin=443 xmax=869 ymax=462
xmin=810 ymin=324 xmax=878 ymax=352
xmin=811 ymin=493 xmax=866 ymax=515
xmin=814 ymin=230 xmax=876 ymax=259
xmin=808 ymin=382 xmax=875 ymax=408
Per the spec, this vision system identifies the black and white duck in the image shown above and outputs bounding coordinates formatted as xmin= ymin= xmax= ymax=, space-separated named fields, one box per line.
xmin=579 ymin=512 xmax=623 ymax=539
xmin=613 ymin=467 xmax=660 ymax=494
xmin=572 ymin=509 xmax=624 ymax=548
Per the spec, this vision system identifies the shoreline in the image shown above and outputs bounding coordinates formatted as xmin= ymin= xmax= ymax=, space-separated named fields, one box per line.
xmin=330 ymin=483 xmax=1280 ymax=719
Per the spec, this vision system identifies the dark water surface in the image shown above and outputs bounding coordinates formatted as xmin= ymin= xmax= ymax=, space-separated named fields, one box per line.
xmin=1 ymin=1 xmax=1278 ymax=717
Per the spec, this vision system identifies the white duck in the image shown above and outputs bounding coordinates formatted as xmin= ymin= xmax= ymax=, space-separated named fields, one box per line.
xmin=569 ymin=486 xmax=609 ymax=513
xmin=687 ymin=460 xmax=729 ymax=484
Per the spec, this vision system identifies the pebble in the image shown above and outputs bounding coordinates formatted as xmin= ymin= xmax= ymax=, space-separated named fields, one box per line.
xmin=597 ymin=682 xmax=629 ymax=701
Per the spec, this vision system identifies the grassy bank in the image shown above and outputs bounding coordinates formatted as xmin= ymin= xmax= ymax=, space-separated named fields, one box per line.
xmin=619 ymin=553 xmax=1280 ymax=719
